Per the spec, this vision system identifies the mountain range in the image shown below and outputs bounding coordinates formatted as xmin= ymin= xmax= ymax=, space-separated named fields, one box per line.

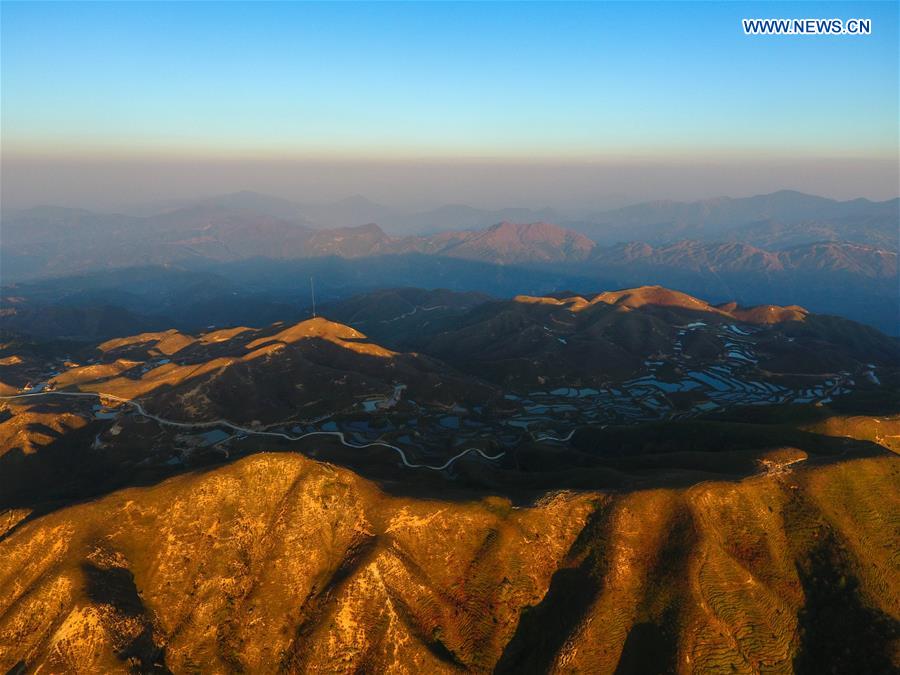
xmin=104 ymin=188 xmax=898 ymax=243
xmin=577 ymin=190 xmax=899 ymax=246
xmin=3 ymin=284 xmax=897 ymax=497
xmin=1 ymin=283 xmax=898 ymax=673
xmin=4 ymin=188 xmax=896 ymax=255
xmin=3 ymin=189 xmax=897 ymax=333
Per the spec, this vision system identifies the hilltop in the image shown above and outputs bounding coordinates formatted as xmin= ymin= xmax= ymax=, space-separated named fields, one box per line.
xmin=0 ymin=282 xmax=898 ymax=673
xmin=31 ymin=316 xmax=496 ymax=424
xmin=3 ymin=284 xmax=896 ymax=509
xmin=346 ymin=285 xmax=899 ymax=387
xmin=1 ymin=450 xmax=897 ymax=673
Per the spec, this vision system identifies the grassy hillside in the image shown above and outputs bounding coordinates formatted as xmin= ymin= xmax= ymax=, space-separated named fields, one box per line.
xmin=1 ymin=451 xmax=896 ymax=674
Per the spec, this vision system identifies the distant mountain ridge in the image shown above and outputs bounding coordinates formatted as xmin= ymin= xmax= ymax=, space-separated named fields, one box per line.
xmin=5 ymin=200 xmax=894 ymax=276
xmin=25 ymin=208 xmax=885 ymax=293
xmin=2 ymin=189 xmax=897 ymax=333
xmin=592 ymin=239 xmax=897 ymax=278
xmin=578 ymin=190 xmax=899 ymax=245
xmin=8 ymin=187 xmax=895 ymax=243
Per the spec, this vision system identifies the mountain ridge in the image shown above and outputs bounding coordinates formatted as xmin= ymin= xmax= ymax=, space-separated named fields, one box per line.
xmin=1 ymin=281 xmax=898 ymax=673
xmin=2 ymin=189 xmax=897 ymax=334
xmin=0 ymin=449 xmax=896 ymax=673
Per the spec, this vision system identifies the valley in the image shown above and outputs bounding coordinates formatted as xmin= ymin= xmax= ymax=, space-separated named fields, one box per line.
xmin=1 ymin=286 xmax=898 ymax=674
xmin=4 ymin=2 xmax=898 ymax=670
xmin=4 ymin=287 xmax=894 ymax=483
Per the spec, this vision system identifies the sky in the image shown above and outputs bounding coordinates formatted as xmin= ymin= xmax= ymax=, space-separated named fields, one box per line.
xmin=2 ymin=1 xmax=898 ymax=209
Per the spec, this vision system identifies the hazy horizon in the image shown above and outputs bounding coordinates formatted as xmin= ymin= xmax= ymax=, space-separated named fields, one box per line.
xmin=3 ymin=156 xmax=898 ymax=214
xmin=3 ymin=1 xmax=898 ymax=211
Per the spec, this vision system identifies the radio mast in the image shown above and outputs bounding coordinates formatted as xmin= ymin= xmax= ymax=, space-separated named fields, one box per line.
xmin=310 ymin=276 xmax=317 ymax=318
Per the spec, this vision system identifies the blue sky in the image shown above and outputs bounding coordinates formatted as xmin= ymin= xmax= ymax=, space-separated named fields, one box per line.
xmin=3 ymin=1 xmax=897 ymax=160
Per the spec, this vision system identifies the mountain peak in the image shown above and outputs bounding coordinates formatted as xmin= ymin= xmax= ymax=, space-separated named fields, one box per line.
xmin=245 ymin=317 xmax=396 ymax=357
xmin=455 ymin=221 xmax=595 ymax=262
xmin=591 ymin=285 xmax=714 ymax=311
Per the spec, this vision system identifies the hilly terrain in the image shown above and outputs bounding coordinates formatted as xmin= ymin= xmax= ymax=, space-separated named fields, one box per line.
xmin=1 ymin=213 xmax=595 ymax=275
xmin=4 ymin=0 xmax=899 ymax=669
xmin=584 ymin=241 xmax=898 ymax=332
xmin=0 ymin=282 xmax=898 ymax=673
xmin=0 ymin=447 xmax=897 ymax=673
xmin=577 ymin=190 xmax=900 ymax=247
xmin=2 ymin=284 xmax=897 ymax=503
xmin=331 ymin=285 xmax=898 ymax=386
xmin=97 ymin=188 xmax=898 ymax=245
xmin=4 ymin=190 xmax=896 ymax=334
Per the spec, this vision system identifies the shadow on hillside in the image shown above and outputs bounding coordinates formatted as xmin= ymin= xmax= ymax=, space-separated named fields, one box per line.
xmin=57 ymin=331 xmax=499 ymax=428
xmin=2 ymin=402 xmax=897 ymax=546
xmin=82 ymin=562 xmax=171 ymax=673
xmin=494 ymin=504 xmax=608 ymax=674
xmin=2 ymin=254 xmax=611 ymax=338
xmin=495 ymin=500 xmax=686 ymax=675
xmin=792 ymin=534 xmax=899 ymax=674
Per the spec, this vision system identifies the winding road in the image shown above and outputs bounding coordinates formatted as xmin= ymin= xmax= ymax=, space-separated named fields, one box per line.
xmin=0 ymin=390 xmax=505 ymax=471
xmin=532 ymin=428 xmax=578 ymax=443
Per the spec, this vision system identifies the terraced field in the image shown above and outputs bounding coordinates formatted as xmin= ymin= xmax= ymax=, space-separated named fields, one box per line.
xmin=3 ymin=309 xmax=889 ymax=480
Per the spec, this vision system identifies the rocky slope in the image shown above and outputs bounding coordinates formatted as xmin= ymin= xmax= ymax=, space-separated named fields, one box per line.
xmin=0 ymin=450 xmax=896 ymax=674
xmin=1 ymin=282 xmax=899 ymax=673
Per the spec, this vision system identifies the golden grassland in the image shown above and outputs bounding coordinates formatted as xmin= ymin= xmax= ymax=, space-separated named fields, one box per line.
xmin=0 ymin=451 xmax=896 ymax=674
xmin=802 ymin=414 xmax=900 ymax=454
xmin=0 ymin=400 xmax=90 ymax=457
xmin=512 ymin=286 xmax=807 ymax=325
